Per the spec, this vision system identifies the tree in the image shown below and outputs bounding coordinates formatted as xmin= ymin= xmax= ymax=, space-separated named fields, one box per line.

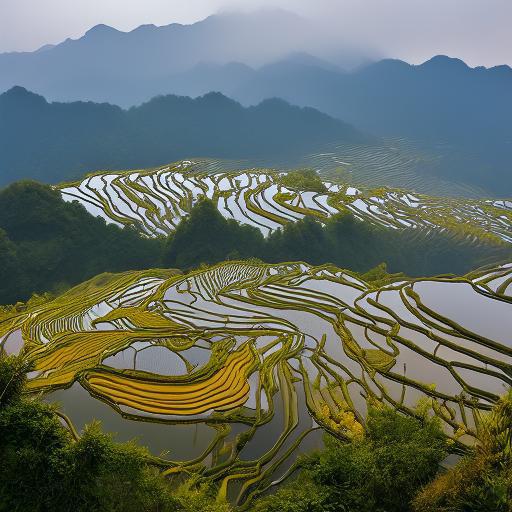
xmin=253 ymin=405 xmax=447 ymax=512
xmin=254 ymin=408 xmax=447 ymax=512
xmin=0 ymin=229 xmax=25 ymax=304
xmin=0 ymin=181 xmax=164 ymax=304
xmin=163 ymin=198 xmax=264 ymax=269
xmin=0 ymin=354 xmax=181 ymax=512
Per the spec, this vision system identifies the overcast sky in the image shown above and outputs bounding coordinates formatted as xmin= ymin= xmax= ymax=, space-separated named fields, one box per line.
xmin=0 ymin=0 xmax=510 ymax=67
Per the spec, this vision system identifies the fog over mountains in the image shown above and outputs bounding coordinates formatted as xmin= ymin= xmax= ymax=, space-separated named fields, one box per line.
xmin=0 ymin=10 xmax=370 ymax=106
xmin=1 ymin=9 xmax=511 ymax=194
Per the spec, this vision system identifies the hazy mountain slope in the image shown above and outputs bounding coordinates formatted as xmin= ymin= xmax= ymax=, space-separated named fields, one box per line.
xmin=230 ymin=56 xmax=512 ymax=193
xmin=0 ymin=87 xmax=367 ymax=186
xmin=0 ymin=10 xmax=350 ymax=106
xmin=232 ymin=55 xmax=512 ymax=143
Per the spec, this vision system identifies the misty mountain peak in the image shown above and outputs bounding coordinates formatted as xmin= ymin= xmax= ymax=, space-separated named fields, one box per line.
xmin=84 ymin=24 xmax=120 ymax=38
xmin=130 ymin=24 xmax=158 ymax=34
xmin=2 ymin=85 xmax=30 ymax=96
xmin=420 ymin=55 xmax=469 ymax=71
xmin=1 ymin=85 xmax=43 ymax=100
xmin=0 ymin=86 xmax=47 ymax=110
xmin=358 ymin=58 xmax=411 ymax=75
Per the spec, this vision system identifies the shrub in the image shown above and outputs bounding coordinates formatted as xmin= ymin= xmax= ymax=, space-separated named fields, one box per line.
xmin=0 ymin=354 xmax=181 ymax=512
xmin=253 ymin=405 xmax=447 ymax=512
xmin=413 ymin=390 xmax=512 ymax=512
xmin=280 ymin=169 xmax=327 ymax=193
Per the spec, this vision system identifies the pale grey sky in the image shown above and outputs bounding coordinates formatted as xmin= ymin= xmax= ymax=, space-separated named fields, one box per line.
xmin=0 ymin=0 xmax=510 ymax=67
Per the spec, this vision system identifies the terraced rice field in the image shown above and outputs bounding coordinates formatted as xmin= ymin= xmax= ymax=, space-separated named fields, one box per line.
xmin=2 ymin=261 xmax=511 ymax=506
xmin=59 ymin=162 xmax=512 ymax=243
xmin=186 ymin=137 xmax=493 ymax=198
xmin=304 ymin=138 xmax=493 ymax=198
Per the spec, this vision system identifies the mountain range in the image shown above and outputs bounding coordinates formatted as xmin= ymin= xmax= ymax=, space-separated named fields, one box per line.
xmin=0 ymin=87 xmax=366 ymax=186
xmin=0 ymin=10 xmax=511 ymax=193
xmin=231 ymin=55 xmax=512 ymax=192
xmin=0 ymin=10 xmax=368 ymax=106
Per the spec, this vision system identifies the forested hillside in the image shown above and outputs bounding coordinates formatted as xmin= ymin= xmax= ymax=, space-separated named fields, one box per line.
xmin=0 ymin=87 xmax=365 ymax=186
xmin=1 ymin=181 xmax=509 ymax=305
xmin=0 ymin=181 xmax=161 ymax=303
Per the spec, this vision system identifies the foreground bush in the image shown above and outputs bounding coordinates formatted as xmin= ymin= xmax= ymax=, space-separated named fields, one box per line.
xmin=413 ymin=391 xmax=512 ymax=512
xmin=0 ymin=355 xmax=181 ymax=512
xmin=253 ymin=406 xmax=448 ymax=512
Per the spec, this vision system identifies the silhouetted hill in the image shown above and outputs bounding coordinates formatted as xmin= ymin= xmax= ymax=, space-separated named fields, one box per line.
xmin=0 ymin=10 xmax=359 ymax=106
xmin=0 ymin=87 xmax=367 ymax=185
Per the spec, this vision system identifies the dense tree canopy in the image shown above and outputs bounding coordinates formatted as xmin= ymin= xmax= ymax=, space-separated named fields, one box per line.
xmin=279 ymin=169 xmax=327 ymax=193
xmin=164 ymin=197 xmax=510 ymax=277
xmin=0 ymin=181 xmax=163 ymax=304
xmin=253 ymin=406 xmax=448 ymax=512
xmin=1 ymin=185 xmax=509 ymax=306
xmin=0 ymin=354 xmax=183 ymax=512
xmin=163 ymin=199 xmax=264 ymax=269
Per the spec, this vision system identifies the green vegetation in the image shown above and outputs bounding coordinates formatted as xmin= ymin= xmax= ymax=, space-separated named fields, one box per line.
xmin=253 ymin=406 xmax=447 ymax=512
xmin=163 ymin=199 xmax=264 ymax=269
xmin=2 ymin=351 xmax=510 ymax=511
xmin=254 ymin=393 xmax=512 ymax=512
xmin=413 ymin=390 xmax=512 ymax=512
xmin=0 ymin=354 xmax=229 ymax=512
xmin=0 ymin=181 xmax=163 ymax=304
xmin=164 ymin=197 xmax=509 ymax=276
xmin=279 ymin=168 xmax=327 ymax=193
xmin=1 ymin=180 xmax=509 ymax=305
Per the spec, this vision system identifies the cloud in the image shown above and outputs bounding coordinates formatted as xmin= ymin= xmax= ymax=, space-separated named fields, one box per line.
xmin=252 ymin=0 xmax=512 ymax=67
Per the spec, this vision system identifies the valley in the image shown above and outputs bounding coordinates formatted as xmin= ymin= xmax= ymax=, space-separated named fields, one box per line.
xmin=1 ymin=5 xmax=511 ymax=510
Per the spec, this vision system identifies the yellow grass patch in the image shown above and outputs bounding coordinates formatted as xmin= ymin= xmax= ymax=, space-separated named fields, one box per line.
xmin=84 ymin=343 xmax=256 ymax=415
